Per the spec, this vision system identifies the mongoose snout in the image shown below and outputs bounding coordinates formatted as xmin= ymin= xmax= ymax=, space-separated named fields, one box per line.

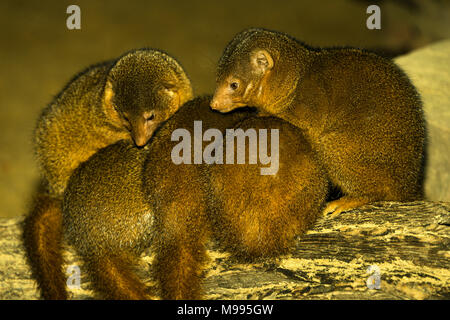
xmin=210 ymin=77 xmax=247 ymax=112
xmin=128 ymin=111 xmax=159 ymax=147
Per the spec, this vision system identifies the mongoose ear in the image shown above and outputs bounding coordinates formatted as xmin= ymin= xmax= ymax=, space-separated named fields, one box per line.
xmin=162 ymin=83 xmax=178 ymax=97
xmin=104 ymin=80 xmax=114 ymax=106
xmin=250 ymin=50 xmax=274 ymax=73
xmin=103 ymin=80 xmax=122 ymax=122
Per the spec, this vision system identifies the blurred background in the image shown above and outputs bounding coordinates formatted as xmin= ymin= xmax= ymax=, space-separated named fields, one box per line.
xmin=0 ymin=0 xmax=449 ymax=217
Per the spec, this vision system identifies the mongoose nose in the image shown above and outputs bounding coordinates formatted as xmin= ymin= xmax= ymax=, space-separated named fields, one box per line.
xmin=210 ymin=99 xmax=219 ymax=110
xmin=133 ymin=133 xmax=150 ymax=148
xmin=134 ymin=138 xmax=146 ymax=147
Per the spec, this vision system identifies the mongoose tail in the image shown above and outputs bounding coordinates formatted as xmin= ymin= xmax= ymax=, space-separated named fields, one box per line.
xmin=23 ymin=191 xmax=67 ymax=299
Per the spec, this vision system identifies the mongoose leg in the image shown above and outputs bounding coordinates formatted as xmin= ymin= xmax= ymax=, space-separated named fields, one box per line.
xmin=22 ymin=193 xmax=67 ymax=300
xmin=320 ymin=130 xmax=420 ymax=217
xmin=153 ymin=203 xmax=208 ymax=299
xmin=323 ymin=196 xmax=371 ymax=218
xmin=84 ymin=252 xmax=153 ymax=300
xmin=154 ymin=239 xmax=206 ymax=300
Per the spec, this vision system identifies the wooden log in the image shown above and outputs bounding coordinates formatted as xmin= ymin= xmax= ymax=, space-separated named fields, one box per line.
xmin=0 ymin=201 xmax=448 ymax=300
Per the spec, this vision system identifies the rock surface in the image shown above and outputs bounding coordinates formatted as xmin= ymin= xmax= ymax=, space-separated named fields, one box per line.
xmin=395 ymin=39 xmax=450 ymax=202
xmin=1 ymin=201 xmax=448 ymax=300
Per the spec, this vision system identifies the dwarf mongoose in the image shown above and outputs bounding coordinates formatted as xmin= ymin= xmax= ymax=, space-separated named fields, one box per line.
xmin=36 ymin=48 xmax=192 ymax=195
xmin=23 ymin=48 xmax=193 ymax=299
xmin=63 ymin=96 xmax=327 ymax=299
xmin=211 ymin=28 xmax=426 ymax=216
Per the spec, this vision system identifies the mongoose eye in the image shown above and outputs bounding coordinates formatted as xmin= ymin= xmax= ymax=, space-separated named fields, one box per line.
xmin=162 ymin=83 xmax=177 ymax=96
xmin=230 ymin=82 xmax=239 ymax=90
xmin=146 ymin=113 xmax=155 ymax=122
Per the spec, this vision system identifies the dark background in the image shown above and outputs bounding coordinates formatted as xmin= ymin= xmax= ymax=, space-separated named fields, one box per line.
xmin=1 ymin=0 xmax=449 ymax=217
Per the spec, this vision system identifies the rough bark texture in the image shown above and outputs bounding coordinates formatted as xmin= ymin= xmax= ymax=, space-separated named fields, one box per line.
xmin=1 ymin=200 xmax=448 ymax=300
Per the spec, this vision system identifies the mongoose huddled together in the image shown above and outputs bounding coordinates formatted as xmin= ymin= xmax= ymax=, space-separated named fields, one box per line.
xmin=23 ymin=48 xmax=193 ymax=299
xmin=63 ymin=96 xmax=327 ymax=299
xmin=211 ymin=28 xmax=426 ymax=216
xmin=24 ymin=27 xmax=426 ymax=300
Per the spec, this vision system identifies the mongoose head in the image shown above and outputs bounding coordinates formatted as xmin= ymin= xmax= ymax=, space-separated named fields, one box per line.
xmin=211 ymin=28 xmax=305 ymax=115
xmin=104 ymin=49 xmax=193 ymax=147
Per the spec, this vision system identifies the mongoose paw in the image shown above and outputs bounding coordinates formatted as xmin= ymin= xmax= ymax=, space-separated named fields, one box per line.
xmin=145 ymin=293 xmax=161 ymax=300
xmin=323 ymin=197 xmax=369 ymax=218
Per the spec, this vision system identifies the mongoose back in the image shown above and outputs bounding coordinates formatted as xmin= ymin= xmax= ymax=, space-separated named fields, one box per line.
xmin=23 ymin=48 xmax=193 ymax=299
xmin=211 ymin=28 xmax=426 ymax=216
xmin=207 ymin=116 xmax=327 ymax=260
xmin=62 ymin=96 xmax=327 ymax=299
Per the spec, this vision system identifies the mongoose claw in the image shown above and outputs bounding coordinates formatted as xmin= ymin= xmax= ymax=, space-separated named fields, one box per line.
xmin=323 ymin=201 xmax=342 ymax=218
xmin=323 ymin=197 xmax=370 ymax=218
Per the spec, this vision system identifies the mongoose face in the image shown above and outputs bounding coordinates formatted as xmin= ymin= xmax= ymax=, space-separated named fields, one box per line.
xmin=104 ymin=49 xmax=193 ymax=147
xmin=211 ymin=48 xmax=272 ymax=112
xmin=211 ymin=28 xmax=299 ymax=115
xmin=210 ymin=58 xmax=260 ymax=113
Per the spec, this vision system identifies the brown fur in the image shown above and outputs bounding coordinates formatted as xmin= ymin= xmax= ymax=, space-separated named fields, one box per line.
xmin=142 ymin=96 xmax=254 ymax=299
xmin=22 ymin=193 xmax=66 ymax=299
xmin=63 ymin=96 xmax=251 ymax=299
xmin=63 ymin=96 xmax=327 ymax=299
xmin=24 ymin=48 xmax=192 ymax=299
xmin=63 ymin=141 xmax=155 ymax=299
xmin=35 ymin=48 xmax=192 ymax=195
xmin=211 ymin=28 xmax=426 ymax=216
xmin=207 ymin=117 xmax=327 ymax=260
xmin=82 ymin=252 xmax=150 ymax=300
